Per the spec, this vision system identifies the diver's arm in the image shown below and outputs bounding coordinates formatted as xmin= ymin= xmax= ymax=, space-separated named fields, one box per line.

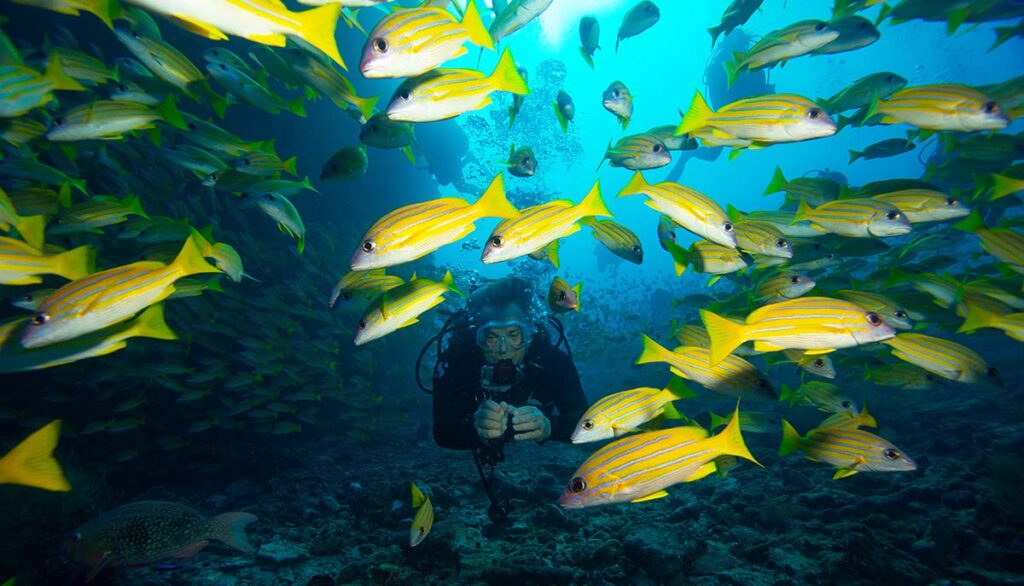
xmin=544 ymin=350 xmax=589 ymax=443
xmin=432 ymin=360 xmax=485 ymax=450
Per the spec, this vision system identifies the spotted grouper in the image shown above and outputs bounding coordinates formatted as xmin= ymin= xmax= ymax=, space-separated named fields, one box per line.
xmin=65 ymin=501 xmax=257 ymax=582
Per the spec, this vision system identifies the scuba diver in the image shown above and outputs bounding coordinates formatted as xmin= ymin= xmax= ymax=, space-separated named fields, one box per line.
xmin=421 ymin=277 xmax=589 ymax=521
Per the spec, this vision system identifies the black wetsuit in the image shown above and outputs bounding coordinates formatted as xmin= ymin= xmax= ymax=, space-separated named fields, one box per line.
xmin=432 ymin=333 xmax=589 ymax=450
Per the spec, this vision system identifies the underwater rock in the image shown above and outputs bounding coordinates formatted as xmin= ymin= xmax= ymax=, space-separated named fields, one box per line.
xmin=942 ymin=489 xmax=976 ymax=510
xmin=689 ymin=540 xmax=740 ymax=576
xmin=623 ymin=527 xmax=697 ymax=579
xmin=257 ymin=537 xmax=311 ymax=564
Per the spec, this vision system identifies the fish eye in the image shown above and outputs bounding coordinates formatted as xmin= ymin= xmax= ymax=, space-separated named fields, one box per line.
xmin=264 ymin=193 xmax=274 ymax=201
xmin=987 ymin=367 xmax=999 ymax=377
xmin=187 ymin=122 xmax=197 ymax=130
xmin=131 ymin=30 xmax=141 ymax=39
xmin=982 ymin=101 xmax=998 ymax=114
xmin=631 ymin=244 xmax=641 ymax=253
xmin=883 ymin=448 xmax=901 ymax=460
xmin=32 ymin=312 xmax=50 ymax=326
xmin=558 ymin=291 xmax=566 ymax=300
xmin=342 ymin=292 xmax=353 ymax=301
xmin=69 ymin=531 xmax=82 ymax=542
xmin=895 ymin=310 xmax=908 ymax=319
xmin=866 ymin=312 xmax=883 ymax=326
xmin=358 ymin=320 xmax=367 ymax=329
xmin=361 ymin=240 xmax=376 ymax=253
xmin=489 ymin=235 xmax=504 ymax=248
xmin=400 ymin=90 xmax=411 ymax=101
xmin=582 ymin=419 xmax=594 ymax=430
xmin=814 ymin=22 xmax=826 ymax=31
xmin=521 ymin=157 xmax=530 ymax=164
xmin=242 ymin=158 xmax=251 ymax=166
xmin=611 ymin=90 xmax=619 ymax=98
xmin=373 ymin=38 xmax=388 ymax=53
xmin=841 ymin=400 xmax=852 ymax=409
xmin=53 ymin=117 xmax=64 ymax=126
xmin=925 ymin=374 xmax=936 ymax=381
xmin=652 ymin=144 xmax=662 ymax=152
xmin=218 ymin=64 xmax=228 ymax=71
xmin=807 ymin=108 xmax=821 ymax=119
xmin=756 ymin=379 xmax=769 ymax=389
xmin=775 ymin=238 xmax=788 ymax=248
xmin=826 ymin=253 xmax=835 ymax=259
xmin=886 ymin=75 xmax=895 ymax=82
xmin=569 ymin=477 xmax=587 ymax=493
xmin=946 ymin=197 xmax=957 ymax=206
xmin=814 ymin=359 xmax=825 ymax=367
xmin=723 ymin=222 xmax=734 ymax=232
xmin=790 ymin=275 xmax=801 ymax=284
xmin=367 ymin=123 xmax=377 ymax=132
xmin=885 ymin=210 xmax=901 ymax=221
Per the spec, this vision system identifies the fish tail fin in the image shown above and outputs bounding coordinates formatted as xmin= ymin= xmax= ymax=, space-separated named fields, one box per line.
xmin=87 ymin=0 xmax=116 ymax=29
xmin=57 ymin=182 xmax=72 ymax=208
xmin=544 ymin=240 xmax=560 ymax=268
xmin=953 ymin=209 xmax=985 ymax=233
xmin=53 ymin=245 xmax=95 ymax=281
xmin=285 ymin=96 xmax=306 ymax=117
xmin=958 ymin=303 xmax=999 ymax=333
xmin=764 ymin=166 xmax=787 ymax=195
xmin=473 ymin=174 xmax=518 ymax=219
xmin=43 ymin=56 xmax=85 ymax=92
xmin=172 ymin=233 xmax=221 ymax=277
xmin=15 ymin=214 xmax=46 ymax=250
xmin=282 ymin=156 xmax=298 ymax=176
xmin=579 ymin=46 xmax=594 ymax=69
xmin=715 ymin=403 xmax=760 ymax=466
xmin=848 ymin=150 xmax=862 ymax=164
xmin=489 ymin=48 xmax=528 ymax=95
xmin=572 ymin=283 xmax=582 ymax=312
xmin=411 ymin=482 xmax=427 ymax=507
xmin=664 ymin=375 xmax=697 ymax=399
xmin=208 ymin=512 xmax=258 ymax=554
xmin=708 ymin=411 xmax=726 ymax=430
xmin=154 ymin=95 xmax=187 ymax=130
xmin=0 ymin=420 xmax=70 ymax=492
xmin=617 ymin=171 xmax=649 ymax=198
xmin=129 ymin=304 xmax=178 ymax=341
xmin=779 ymin=383 xmax=796 ymax=403
xmin=817 ymin=97 xmax=832 ymax=114
xmin=461 ymin=0 xmax=494 ymax=49
xmin=441 ymin=270 xmax=464 ymax=296
xmin=708 ymin=25 xmax=722 ymax=47
xmin=354 ymin=93 xmax=378 ymax=122
xmin=676 ymin=90 xmax=714 ymax=136
xmin=124 ymin=194 xmax=148 ymax=219
xmin=862 ymin=91 xmax=881 ymax=125
xmin=778 ymin=419 xmax=802 ymax=457
xmin=665 ymin=241 xmax=690 ymax=277
xmin=402 ymin=145 xmax=416 ymax=164
xmin=577 ymin=181 xmax=611 ymax=218
xmin=552 ymin=102 xmax=568 ymax=133
xmin=794 ymin=198 xmax=812 ymax=222
xmin=295 ymin=3 xmax=346 ymax=70
xmin=990 ymin=173 xmax=1024 ymax=201
xmin=700 ymin=309 xmax=746 ymax=366
xmin=858 ymin=402 xmax=877 ymax=428
xmin=661 ymin=401 xmax=684 ymax=421
xmin=634 ymin=333 xmax=669 ymax=365
xmin=723 ymin=54 xmax=743 ymax=89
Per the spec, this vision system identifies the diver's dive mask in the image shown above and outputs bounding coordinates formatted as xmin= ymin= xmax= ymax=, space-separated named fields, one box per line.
xmin=475 ymin=320 xmax=531 ymax=353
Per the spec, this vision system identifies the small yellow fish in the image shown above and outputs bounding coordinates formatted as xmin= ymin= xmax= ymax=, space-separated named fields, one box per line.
xmin=0 ymin=420 xmax=71 ymax=491
xmin=410 ymin=482 xmax=433 ymax=547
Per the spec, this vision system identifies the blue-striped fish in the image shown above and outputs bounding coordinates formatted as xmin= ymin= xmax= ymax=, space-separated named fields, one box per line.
xmin=0 ymin=237 xmax=93 ymax=286
xmin=50 ymin=195 xmax=148 ymax=234
xmin=361 ymin=1 xmax=493 ymax=78
xmin=883 ymin=332 xmax=1000 ymax=385
xmin=20 ymin=233 xmax=220 ymax=349
xmin=355 ymin=271 xmax=463 ymax=345
xmin=723 ymin=20 xmax=838 ymax=87
xmin=0 ymin=117 xmax=47 ymax=146
xmin=50 ymin=46 xmax=116 ymax=86
xmin=0 ymin=57 xmax=86 ymax=118
xmin=570 ymin=379 xmax=692 ymax=443
xmin=817 ymin=72 xmax=907 ymax=114
xmin=795 ymin=198 xmax=911 ymax=238
xmin=559 ymin=404 xmax=759 ymax=508
xmin=279 ymin=48 xmax=378 ymax=121
xmin=114 ymin=26 xmax=206 ymax=94
xmin=583 ymin=218 xmax=643 ymax=264
xmin=677 ymin=91 xmax=836 ymax=145
xmin=600 ymin=133 xmax=670 ymax=170
xmin=328 ymin=269 xmax=404 ymax=309
xmin=865 ymin=84 xmax=1009 ymax=131
xmin=816 ymin=403 xmax=877 ymax=432
xmin=780 ymin=381 xmax=857 ymax=415
xmin=666 ymin=240 xmax=749 ymax=278
xmin=206 ymin=62 xmax=305 ymax=117
xmin=410 ymin=482 xmax=433 ymax=547
xmin=700 ymin=297 xmax=896 ymax=366
xmin=46 ymin=98 xmax=187 ymax=141
xmin=239 ymin=192 xmax=305 ymax=253
xmin=618 ymin=172 xmax=736 ymax=247
xmin=386 ymin=47 xmax=528 ymax=122
xmin=351 ymin=174 xmax=517 ymax=270
xmin=482 ymin=181 xmax=610 ymax=264
xmin=753 ymin=271 xmax=815 ymax=303
xmin=779 ymin=420 xmax=915 ymax=479
xmin=782 ymin=349 xmax=836 ymax=379
xmin=835 ymin=290 xmax=914 ymax=330
xmin=733 ymin=220 xmax=792 ymax=258
xmin=872 ymin=190 xmax=969 ymax=223
xmin=635 ymin=335 xmax=776 ymax=402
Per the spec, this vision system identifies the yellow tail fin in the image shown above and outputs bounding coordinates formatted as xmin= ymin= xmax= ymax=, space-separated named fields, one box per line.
xmin=714 ymin=404 xmax=760 ymax=466
xmin=675 ymin=90 xmax=714 ymax=136
xmin=990 ymin=173 xmax=1024 ymax=201
xmin=53 ymin=245 xmax=95 ymax=281
xmin=0 ymin=420 xmax=71 ymax=492
xmin=172 ymin=233 xmax=221 ymax=277
xmin=489 ymin=48 xmax=528 ymax=95
xmin=461 ymin=0 xmax=494 ymax=49
xmin=617 ymin=171 xmax=650 ymax=198
xmin=43 ymin=56 xmax=85 ymax=92
xmin=15 ymin=214 xmax=46 ymax=251
xmin=700 ymin=309 xmax=747 ymax=366
xmin=778 ymin=419 xmax=802 ymax=457
xmin=473 ymin=174 xmax=518 ymax=219
xmin=295 ymin=3 xmax=346 ymax=70
xmin=441 ymin=270 xmax=464 ymax=296
xmin=634 ymin=334 xmax=669 ymax=365
xmin=577 ymin=181 xmax=612 ymax=218
xmin=128 ymin=304 xmax=178 ymax=341
xmin=572 ymin=282 xmax=582 ymax=312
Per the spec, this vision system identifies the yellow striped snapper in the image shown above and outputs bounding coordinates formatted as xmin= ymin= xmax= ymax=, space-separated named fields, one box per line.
xmin=182 ymin=116 xmax=259 ymax=157
xmin=49 ymin=46 xmax=115 ymax=86
xmin=351 ymin=174 xmax=517 ymax=270
xmin=238 ymin=192 xmax=305 ymax=253
xmin=232 ymin=150 xmax=297 ymax=177
xmin=723 ymin=20 xmax=838 ymax=87
xmin=328 ymin=269 xmax=403 ymax=309
xmin=782 ymin=349 xmax=836 ymax=379
xmin=816 ymin=403 xmax=877 ymax=432
xmin=795 ymin=198 xmax=911 ymax=238
xmin=570 ymin=381 xmax=691 ymax=443
xmin=865 ymin=84 xmax=1009 ymax=131
xmin=635 ymin=335 xmax=776 ymax=402
xmin=482 ymin=181 xmax=610 ymax=264
xmin=121 ymin=0 xmax=347 ymax=69
xmin=278 ymin=48 xmax=378 ymax=122
xmin=762 ymin=166 xmax=841 ymax=206
xmin=0 ymin=237 xmax=93 ymax=285
xmin=194 ymin=234 xmax=250 ymax=283
xmin=646 ymin=125 xmax=697 ymax=151
xmin=780 ymin=381 xmax=858 ymax=415
xmin=954 ymin=211 xmax=1024 ymax=274
xmin=600 ymin=134 xmax=671 ymax=170
xmin=361 ymin=1 xmax=493 ymax=78
xmin=708 ymin=410 xmax=778 ymax=434
xmin=206 ymin=61 xmax=305 ymax=117
xmin=548 ymin=277 xmax=581 ymax=313
xmin=733 ymin=220 xmax=792 ymax=258
xmin=872 ymin=190 xmax=969 ymax=223
xmin=0 ymin=304 xmax=176 ymax=373
xmin=677 ymin=91 xmax=836 ymax=145
xmin=657 ymin=214 xmax=677 ymax=250
xmin=0 ymin=117 xmax=47 ymax=146
xmin=0 ymin=419 xmax=70 ymax=492
xmin=959 ymin=305 xmax=1024 ymax=342
xmin=410 ymin=482 xmax=433 ymax=547
xmin=50 ymin=195 xmax=148 ymax=235
xmin=114 ymin=26 xmax=207 ymax=94
xmin=674 ymin=324 xmax=710 ymax=348
xmin=700 ymin=297 xmax=896 ymax=366
xmin=731 ymin=208 xmax=821 ymax=239
xmin=779 ymin=420 xmax=915 ymax=479
xmin=753 ymin=271 xmax=815 ymax=303
xmin=618 ymin=172 xmax=736 ymax=247
xmin=0 ymin=188 xmax=45 ymax=250
xmin=354 ymin=270 xmax=463 ymax=345
xmin=490 ymin=0 xmax=554 ymax=44
xmin=11 ymin=288 xmax=57 ymax=311
xmin=46 ymin=98 xmax=187 ymax=141
xmin=602 ymin=81 xmax=633 ymax=129
xmin=665 ymin=240 xmax=750 ymax=278
xmin=865 ymin=362 xmax=945 ymax=391
xmin=583 ymin=218 xmax=643 ymax=264
xmin=12 ymin=0 xmax=115 ymax=28
xmin=817 ymin=72 xmax=907 ymax=114
xmin=386 ymin=48 xmax=528 ymax=122
xmin=835 ymin=290 xmax=915 ymax=330
xmin=559 ymin=405 xmax=759 ymax=508
xmin=0 ymin=57 xmax=85 ymax=118
xmin=20 ymin=232 xmax=220 ymax=348
xmin=883 ymin=332 xmax=1001 ymax=385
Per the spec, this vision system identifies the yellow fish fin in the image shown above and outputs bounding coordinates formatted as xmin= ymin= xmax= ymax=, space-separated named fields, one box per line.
xmin=247 ymin=33 xmax=288 ymax=47
xmin=833 ymin=468 xmax=859 ymax=480
xmin=631 ymin=490 xmax=669 ymax=503
xmin=168 ymin=14 xmax=229 ymax=40
xmin=684 ymin=461 xmax=717 ymax=482
xmin=293 ymin=3 xmax=346 ymax=69
xmin=700 ymin=309 xmax=746 ymax=366
xmin=0 ymin=420 xmax=71 ymax=492
xmin=753 ymin=340 xmax=785 ymax=353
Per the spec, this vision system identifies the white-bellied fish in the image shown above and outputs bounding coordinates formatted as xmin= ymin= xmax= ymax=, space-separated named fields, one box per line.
xmin=723 ymin=20 xmax=838 ymax=87
xmin=677 ymin=91 xmax=836 ymax=145
xmin=0 ymin=57 xmax=86 ymax=118
xmin=753 ymin=271 xmax=815 ymax=303
xmin=954 ymin=211 xmax=1024 ymax=274
xmin=864 ymin=84 xmax=1009 ymax=131
xmin=602 ymin=81 xmax=633 ymax=129
xmin=328 ymin=269 xmax=403 ymax=309
xmin=618 ymin=172 xmax=737 ymax=247
xmin=584 ymin=218 xmax=643 ymax=264
xmin=490 ymin=0 xmax=553 ymax=44
xmin=616 ymin=0 xmax=659 ymax=51
xmin=600 ymin=133 xmax=670 ymax=170
xmin=570 ymin=380 xmax=692 ymax=444
xmin=835 ymin=290 xmax=915 ymax=330
xmin=883 ymin=332 xmax=1000 ymax=385
xmin=239 ymin=192 xmax=305 ymax=253
xmin=779 ymin=420 xmax=915 ymax=479
xmin=354 ymin=270 xmax=463 ymax=345
xmin=635 ymin=335 xmax=776 ymax=402
xmin=780 ymin=381 xmax=858 ymax=415
xmin=795 ymin=198 xmax=911 ymax=238
xmin=46 ymin=97 xmax=187 ymax=141
xmin=410 ymin=482 xmax=433 ymax=547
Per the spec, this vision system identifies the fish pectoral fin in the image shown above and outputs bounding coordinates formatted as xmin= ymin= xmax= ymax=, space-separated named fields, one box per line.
xmin=630 ymin=490 xmax=669 ymax=503
xmin=399 ymin=317 xmax=420 ymax=329
xmin=247 ymin=33 xmax=288 ymax=47
xmin=753 ymin=340 xmax=785 ymax=352
xmin=801 ymin=348 xmax=836 ymax=356
xmin=169 ymin=15 xmax=229 ymax=40
xmin=832 ymin=467 xmax=859 ymax=480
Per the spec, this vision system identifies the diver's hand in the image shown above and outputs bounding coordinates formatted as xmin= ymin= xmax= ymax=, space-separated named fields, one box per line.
xmin=474 ymin=400 xmax=509 ymax=441
xmin=511 ymin=405 xmax=551 ymax=442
